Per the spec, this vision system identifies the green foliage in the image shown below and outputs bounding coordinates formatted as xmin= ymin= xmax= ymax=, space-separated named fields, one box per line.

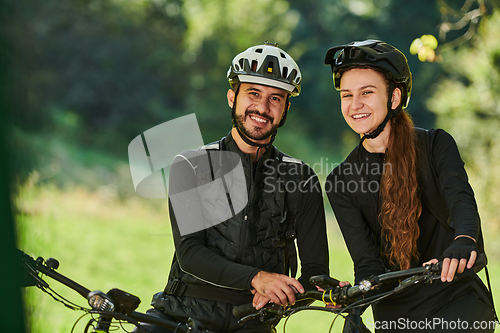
xmin=4 ymin=0 xmax=447 ymax=184
xmin=7 ymin=0 xmax=188 ymax=156
xmin=17 ymin=182 xmax=172 ymax=332
xmin=426 ymin=8 xmax=500 ymax=231
xmin=410 ymin=34 xmax=438 ymax=62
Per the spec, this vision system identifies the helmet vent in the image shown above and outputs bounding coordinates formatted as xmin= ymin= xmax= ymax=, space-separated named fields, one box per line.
xmin=349 ymin=49 xmax=360 ymax=59
xmin=373 ymin=46 xmax=385 ymax=53
xmin=283 ymin=67 xmax=288 ymax=78
xmin=255 ymin=48 xmax=263 ymax=53
xmin=238 ymin=59 xmax=244 ymax=69
xmin=251 ymin=60 xmax=258 ymax=72
xmin=280 ymin=52 xmax=286 ymax=59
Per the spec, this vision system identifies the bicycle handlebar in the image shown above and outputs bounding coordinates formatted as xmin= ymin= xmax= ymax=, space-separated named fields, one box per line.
xmin=20 ymin=250 xmax=211 ymax=333
xmin=233 ymin=262 xmax=444 ymax=322
xmin=232 ymin=291 xmax=325 ymax=319
xmin=22 ymin=253 xmax=92 ymax=298
xmin=374 ymin=261 xmax=442 ymax=284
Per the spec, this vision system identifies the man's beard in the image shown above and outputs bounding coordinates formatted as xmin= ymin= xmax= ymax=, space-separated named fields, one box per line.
xmin=234 ymin=109 xmax=279 ymax=141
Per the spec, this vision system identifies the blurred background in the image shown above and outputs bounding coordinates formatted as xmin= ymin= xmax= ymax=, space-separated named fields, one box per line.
xmin=2 ymin=0 xmax=500 ymax=331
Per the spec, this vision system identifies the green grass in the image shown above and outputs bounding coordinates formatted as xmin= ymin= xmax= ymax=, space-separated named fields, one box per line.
xmin=17 ymin=182 xmax=173 ymax=332
xmin=16 ymin=182 xmax=500 ymax=332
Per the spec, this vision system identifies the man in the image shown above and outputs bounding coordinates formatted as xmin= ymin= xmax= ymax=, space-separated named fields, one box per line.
xmin=140 ymin=42 xmax=329 ymax=333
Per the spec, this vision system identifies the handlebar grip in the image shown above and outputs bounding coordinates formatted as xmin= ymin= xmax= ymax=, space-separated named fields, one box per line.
xmin=430 ymin=261 xmax=442 ymax=273
xmin=429 ymin=255 xmax=486 ymax=274
xmin=347 ymin=285 xmax=362 ymax=298
xmin=17 ymin=249 xmax=43 ymax=287
xmin=309 ymin=275 xmax=340 ymax=289
xmin=232 ymin=303 xmax=258 ymax=319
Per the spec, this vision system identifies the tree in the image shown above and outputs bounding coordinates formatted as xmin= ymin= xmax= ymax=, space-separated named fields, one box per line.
xmin=4 ymin=0 xmax=454 ymax=184
xmin=426 ymin=7 xmax=500 ymax=229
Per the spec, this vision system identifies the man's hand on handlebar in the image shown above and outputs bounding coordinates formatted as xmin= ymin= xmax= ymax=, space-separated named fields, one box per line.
xmin=251 ymin=271 xmax=304 ymax=309
xmin=251 ymin=289 xmax=272 ymax=310
xmin=316 ymin=281 xmax=350 ymax=309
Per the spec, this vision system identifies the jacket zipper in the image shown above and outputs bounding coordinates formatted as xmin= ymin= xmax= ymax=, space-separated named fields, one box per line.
xmin=236 ymin=154 xmax=254 ymax=263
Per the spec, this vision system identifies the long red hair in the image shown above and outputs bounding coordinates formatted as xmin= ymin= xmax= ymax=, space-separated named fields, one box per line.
xmin=379 ymin=110 xmax=422 ymax=270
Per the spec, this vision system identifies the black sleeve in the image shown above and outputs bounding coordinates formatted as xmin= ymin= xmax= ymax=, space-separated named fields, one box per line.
xmin=295 ymin=166 xmax=330 ymax=290
xmin=325 ymin=167 xmax=386 ymax=284
xmin=168 ymin=152 xmax=260 ymax=290
xmin=431 ymin=129 xmax=479 ymax=240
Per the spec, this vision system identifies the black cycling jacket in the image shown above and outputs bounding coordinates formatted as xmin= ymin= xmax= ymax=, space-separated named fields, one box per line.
xmin=166 ymin=131 xmax=329 ymax=303
xmin=326 ymin=128 xmax=491 ymax=323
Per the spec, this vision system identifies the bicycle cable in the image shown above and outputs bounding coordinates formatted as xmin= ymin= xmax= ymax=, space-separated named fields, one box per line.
xmin=119 ymin=317 xmax=144 ymax=333
xmin=328 ymin=311 xmax=343 ymax=333
xmin=37 ymin=282 xmax=89 ymax=312
xmin=88 ymin=310 xmax=140 ymax=332
xmin=280 ymin=305 xmax=343 ymax=333
xmin=340 ymin=289 xmax=395 ymax=313
xmin=72 ymin=313 xmax=92 ymax=333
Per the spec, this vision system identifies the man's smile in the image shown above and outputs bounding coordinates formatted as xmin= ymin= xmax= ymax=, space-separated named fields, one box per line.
xmin=249 ymin=114 xmax=269 ymax=124
xmin=246 ymin=111 xmax=273 ymax=126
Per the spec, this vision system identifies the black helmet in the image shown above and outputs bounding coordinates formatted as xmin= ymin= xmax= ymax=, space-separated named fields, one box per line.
xmin=227 ymin=42 xmax=302 ymax=97
xmin=324 ymin=39 xmax=412 ymax=108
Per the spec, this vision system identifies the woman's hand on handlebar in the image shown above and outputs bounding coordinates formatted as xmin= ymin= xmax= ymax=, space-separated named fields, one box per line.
xmin=251 ymin=271 xmax=304 ymax=308
xmin=422 ymin=249 xmax=477 ymax=283
xmin=441 ymin=236 xmax=477 ymax=280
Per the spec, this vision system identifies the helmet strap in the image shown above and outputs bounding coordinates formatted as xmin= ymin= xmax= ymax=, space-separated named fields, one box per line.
xmin=231 ymin=84 xmax=241 ymax=128
xmin=360 ymin=81 xmax=396 ymax=144
xmin=230 ymin=84 xmax=276 ymax=159
xmin=278 ymin=95 xmax=290 ymax=127
xmin=234 ymin=125 xmax=275 ymax=162
xmin=234 ymin=125 xmax=274 ymax=148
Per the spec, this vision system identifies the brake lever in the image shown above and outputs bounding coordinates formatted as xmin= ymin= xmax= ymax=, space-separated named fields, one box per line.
xmin=22 ymin=256 xmax=50 ymax=288
xmin=309 ymin=275 xmax=340 ymax=290
xmin=237 ymin=311 xmax=262 ymax=324
xmin=237 ymin=303 xmax=284 ymax=325
xmin=393 ymin=272 xmax=442 ymax=294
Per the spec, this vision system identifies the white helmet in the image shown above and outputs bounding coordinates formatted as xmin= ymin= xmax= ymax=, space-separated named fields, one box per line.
xmin=227 ymin=42 xmax=302 ymax=96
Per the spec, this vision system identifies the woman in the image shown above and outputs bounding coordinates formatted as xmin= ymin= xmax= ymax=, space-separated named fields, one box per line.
xmin=324 ymin=40 xmax=495 ymax=332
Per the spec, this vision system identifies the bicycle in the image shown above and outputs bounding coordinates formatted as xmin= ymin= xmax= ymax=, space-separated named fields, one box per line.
xmin=20 ymin=250 xmax=492 ymax=333
xmin=233 ymin=262 xmax=449 ymax=333
xmin=18 ymin=250 xmax=213 ymax=333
